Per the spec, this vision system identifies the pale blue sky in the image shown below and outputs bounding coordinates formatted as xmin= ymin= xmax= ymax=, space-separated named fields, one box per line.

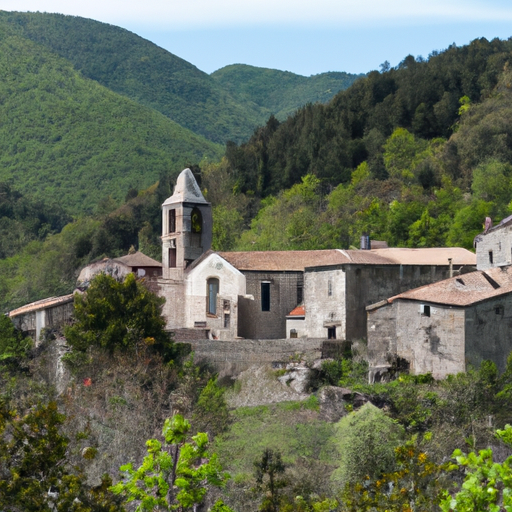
xmin=4 ymin=1 xmax=512 ymax=75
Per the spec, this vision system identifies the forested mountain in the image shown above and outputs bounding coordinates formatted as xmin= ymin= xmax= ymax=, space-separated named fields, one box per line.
xmin=0 ymin=12 xmax=361 ymax=144
xmin=211 ymin=64 xmax=363 ymax=120
xmin=224 ymin=37 xmax=512 ymax=196
xmin=0 ymin=25 xmax=222 ymax=213
xmin=210 ymin=37 xmax=512 ymax=252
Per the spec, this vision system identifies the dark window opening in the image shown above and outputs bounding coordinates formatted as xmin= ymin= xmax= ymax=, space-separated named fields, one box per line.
xmin=168 ymin=247 xmax=176 ymax=268
xmin=169 ymin=209 xmax=176 ymax=233
xmin=495 ymin=305 xmax=504 ymax=316
xmin=207 ymin=278 xmax=219 ymax=315
xmin=297 ymin=285 xmax=303 ymax=305
xmin=290 ymin=329 xmax=298 ymax=339
xmin=422 ymin=305 xmax=431 ymax=317
xmin=261 ymin=282 xmax=270 ymax=311
xmin=489 ymin=251 xmax=494 ymax=264
xmin=224 ymin=313 xmax=230 ymax=328
xmin=191 ymin=207 xmax=202 ymax=234
xmin=327 ymin=326 xmax=336 ymax=339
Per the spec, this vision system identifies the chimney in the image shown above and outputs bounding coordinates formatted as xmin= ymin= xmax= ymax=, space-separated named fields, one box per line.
xmin=448 ymin=258 xmax=453 ymax=278
xmin=360 ymin=233 xmax=371 ymax=250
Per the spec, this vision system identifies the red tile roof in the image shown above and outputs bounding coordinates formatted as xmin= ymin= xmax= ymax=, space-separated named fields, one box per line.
xmin=386 ymin=265 xmax=512 ymax=307
xmin=288 ymin=305 xmax=305 ymax=317
xmin=219 ymin=247 xmax=475 ymax=271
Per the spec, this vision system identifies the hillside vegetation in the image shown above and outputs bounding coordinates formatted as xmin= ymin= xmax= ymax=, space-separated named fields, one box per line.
xmin=211 ymin=37 xmax=512 ymax=250
xmin=211 ymin=64 xmax=363 ymax=120
xmin=0 ymin=27 xmax=222 ymax=213
xmin=0 ymin=12 xmax=361 ymax=145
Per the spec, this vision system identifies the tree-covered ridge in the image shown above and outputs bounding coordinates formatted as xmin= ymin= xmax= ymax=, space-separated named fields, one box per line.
xmin=0 ymin=11 xmax=264 ymax=145
xmin=0 ymin=28 xmax=222 ymax=213
xmin=225 ymin=37 xmax=512 ymax=198
xmin=211 ymin=64 xmax=364 ymax=121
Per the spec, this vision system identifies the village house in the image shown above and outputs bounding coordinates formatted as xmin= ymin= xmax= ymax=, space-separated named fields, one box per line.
xmin=303 ymin=247 xmax=476 ymax=342
xmin=9 ymin=295 xmax=75 ymax=343
xmin=367 ymin=266 xmax=512 ymax=381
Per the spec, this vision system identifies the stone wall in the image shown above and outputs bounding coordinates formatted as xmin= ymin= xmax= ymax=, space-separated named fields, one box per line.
xmin=476 ymin=224 xmax=512 ymax=270
xmin=189 ymin=337 xmax=324 ymax=375
xmin=345 ymin=264 xmax=455 ymax=340
xmin=465 ymin=293 xmax=512 ymax=372
xmin=158 ymin=279 xmax=186 ymax=330
xmin=395 ymin=300 xmax=466 ymax=379
xmin=367 ymin=301 xmax=398 ymax=375
xmin=238 ymin=271 xmax=303 ymax=339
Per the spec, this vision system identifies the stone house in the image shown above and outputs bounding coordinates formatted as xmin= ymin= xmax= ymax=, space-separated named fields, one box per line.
xmin=367 ymin=265 xmax=512 ymax=380
xmin=303 ymin=247 xmax=476 ymax=342
xmin=9 ymin=294 xmax=75 ymax=344
xmin=156 ymin=169 xmax=477 ymax=342
xmin=475 ymin=214 xmax=512 ymax=270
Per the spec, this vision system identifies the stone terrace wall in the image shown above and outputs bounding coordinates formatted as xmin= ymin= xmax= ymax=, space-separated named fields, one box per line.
xmin=189 ymin=338 xmax=324 ymax=376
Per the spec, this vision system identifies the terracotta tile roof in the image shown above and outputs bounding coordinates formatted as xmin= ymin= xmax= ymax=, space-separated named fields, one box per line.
xmin=219 ymin=247 xmax=474 ymax=271
xmin=114 ymin=251 xmax=162 ymax=267
xmin=387 ymin=266 xmax=512 ymax=307
xmin=9 ymin=294 xmax=74 ymax=317
xmin=218 ymin=249 xmax=395 ymax=271
xmin=370 ymin=247 xmax=476 ymax=266
xmin=288 ymin=305 xmax=305 ymax=317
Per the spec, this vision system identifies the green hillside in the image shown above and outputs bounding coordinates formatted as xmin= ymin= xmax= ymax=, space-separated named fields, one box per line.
xmin=0 ymin=12 xmax=363 ymax=144
xmin=211 ymin=64 xmax=364 ymax=120
xmin=0 ymin=27 xmax=222 ymax=213
xmin=0 ymin=11 xmax=265 ymax=144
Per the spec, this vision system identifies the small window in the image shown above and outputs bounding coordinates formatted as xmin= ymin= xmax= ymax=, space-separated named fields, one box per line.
xmin=168 ymin=248 xmax=176 ymax=268
xmin=297 ymin=285 xmax=303 ymax=305
xmin=224 ymin=314 xmax=230 ymax=328
xmin=169 ymin=209 xmax=176 ymax=233
xmin=290 ymin=329 xmax=298 ymax=339
xmin=328 ymin=280 xmax=332 ymax=297
xmin=207 ymin=278 xmax=219 ymax=315
xmin=489 ymin=251 xmax=494 ymax=264
xmin=495 ymin=305 xmax=504 ymax=316
xmin=327 ymin=326 xmax=336 ymax=339
xmin=261 ymin=282 xmax=270 ymax=311
xmin=421 ymin=305 xmax=431 ymax=317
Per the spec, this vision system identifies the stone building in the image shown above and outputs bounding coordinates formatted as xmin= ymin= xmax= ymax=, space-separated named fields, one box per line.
xmin=367 ymin=265 xmax=512 ymax=380
xmin=475 ymin=214 xmax=512 ymax=270
xmin=9 ymin=294 xmax=75 ymax=344
xmin=303 ymin=247 xmax=476 ymax=341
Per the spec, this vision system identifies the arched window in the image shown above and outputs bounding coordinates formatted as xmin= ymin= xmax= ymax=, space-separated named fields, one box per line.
xmin=191 ymin=207 xmax=202 ymax=233
xmin=207 ymin=278 xmax=219 ymax=315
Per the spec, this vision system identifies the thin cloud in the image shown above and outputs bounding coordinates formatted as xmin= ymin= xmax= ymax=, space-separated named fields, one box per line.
xmin=4 ymin=0 xmax=512 ymax=27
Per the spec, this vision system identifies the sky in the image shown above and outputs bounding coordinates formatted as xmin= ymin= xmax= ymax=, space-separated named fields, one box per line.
xmin=3 ymin=1 xmax=512 ymax=76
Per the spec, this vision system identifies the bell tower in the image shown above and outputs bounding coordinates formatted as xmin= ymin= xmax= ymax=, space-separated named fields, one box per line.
xmin=162 ymin=168 xmax=212 ymax=281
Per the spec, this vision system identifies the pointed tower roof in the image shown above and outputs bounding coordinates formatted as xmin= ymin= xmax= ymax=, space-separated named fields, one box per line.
xmin=163 ymin=168 xmax=208 ymax=206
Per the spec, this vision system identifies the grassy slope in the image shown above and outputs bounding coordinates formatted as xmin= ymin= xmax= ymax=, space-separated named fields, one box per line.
xmin=211 ymin=64 xmax=364 ymax=120
xmin=0 ymin=27 xmax=222 ymax=213
xmin=0 ymin=11 xmax=264 ymax=144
